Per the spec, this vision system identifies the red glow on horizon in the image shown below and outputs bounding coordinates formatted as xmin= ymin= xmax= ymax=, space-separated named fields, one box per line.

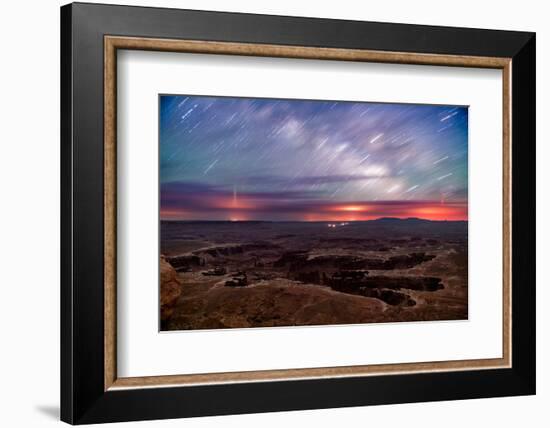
xmin=160 ymin=199 xmax=467 ymax=222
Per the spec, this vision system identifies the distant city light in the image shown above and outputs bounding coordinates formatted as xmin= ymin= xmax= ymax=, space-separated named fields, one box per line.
xmin=327 ymin=222 xmax=349 ymax=228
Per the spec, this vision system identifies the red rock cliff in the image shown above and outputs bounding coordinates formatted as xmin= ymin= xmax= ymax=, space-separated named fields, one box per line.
xmin=160 ymin=255 xmax=182 ymax=322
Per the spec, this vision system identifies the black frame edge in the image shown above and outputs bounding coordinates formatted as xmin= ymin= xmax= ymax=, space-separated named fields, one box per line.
xmin=70 ymin=1 xmax=534 ymax=57
xmin=510 ymin=33 xmax=536 ymax=394
xmin=60 ymin=3 xmax=74 ymax=425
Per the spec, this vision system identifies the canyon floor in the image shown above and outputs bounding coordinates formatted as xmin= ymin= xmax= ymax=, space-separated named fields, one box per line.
xmin=160 ymin=219 xmax=468 ymax=331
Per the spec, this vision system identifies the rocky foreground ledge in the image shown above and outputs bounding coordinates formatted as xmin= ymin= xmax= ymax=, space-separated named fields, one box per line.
xmin=160 ymin=255 xmax=182 ymax=325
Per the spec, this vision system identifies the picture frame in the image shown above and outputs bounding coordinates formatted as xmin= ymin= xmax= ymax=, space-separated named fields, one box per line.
xmin=60 ymin=2 xmax=535 ymax=424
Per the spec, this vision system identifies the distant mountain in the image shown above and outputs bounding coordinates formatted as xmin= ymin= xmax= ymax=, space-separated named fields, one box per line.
xmin=161 ymin=217 xmax=467 ymax=224
xmin=372 ymin=217 xmax=466 ymax=224
xmin=374 ymin=217 xmax=428 ymax=223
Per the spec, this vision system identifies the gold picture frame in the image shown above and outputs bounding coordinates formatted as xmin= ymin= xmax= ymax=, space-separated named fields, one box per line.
xmin=103 ymin=35 xmax=512 ymax=391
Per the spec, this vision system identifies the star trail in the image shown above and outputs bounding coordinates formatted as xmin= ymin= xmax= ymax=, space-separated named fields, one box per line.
xmin=160 ymin=95 xmax=468 ymax=221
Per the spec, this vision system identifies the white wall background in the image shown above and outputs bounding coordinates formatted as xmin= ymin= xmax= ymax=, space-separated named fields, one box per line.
xmin=0 ymin=0 xmax=545 ymax=426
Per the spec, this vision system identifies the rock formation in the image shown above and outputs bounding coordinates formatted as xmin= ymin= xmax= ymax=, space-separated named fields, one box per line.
xmin=225 ymin=272 xmax=248 ymax=287
xmin=160 ymin=255 xmax=182 ymax=324
xmin=166 ymin=254 xmax=203 ymax=272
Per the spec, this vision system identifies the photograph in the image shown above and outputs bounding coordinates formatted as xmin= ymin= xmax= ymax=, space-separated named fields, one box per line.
xmin=159 ymin=95 xmax=469 ymax=331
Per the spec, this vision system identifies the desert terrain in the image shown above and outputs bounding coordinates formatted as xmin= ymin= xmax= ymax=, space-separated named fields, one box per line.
xmin=160 ymin=219 xmax=468 ymax=331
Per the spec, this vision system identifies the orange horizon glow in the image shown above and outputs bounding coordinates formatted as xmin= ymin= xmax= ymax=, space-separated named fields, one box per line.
xmin=160 ymin=199 xmax=467 ymax=222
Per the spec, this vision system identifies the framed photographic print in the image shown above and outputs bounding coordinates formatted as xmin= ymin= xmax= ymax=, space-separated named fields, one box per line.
xmin=61 ymin=2 xmax=536 ymax=424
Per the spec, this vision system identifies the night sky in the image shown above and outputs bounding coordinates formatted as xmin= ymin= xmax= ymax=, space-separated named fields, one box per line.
xmin=160 ymin=95 xmax=468 ymax=221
